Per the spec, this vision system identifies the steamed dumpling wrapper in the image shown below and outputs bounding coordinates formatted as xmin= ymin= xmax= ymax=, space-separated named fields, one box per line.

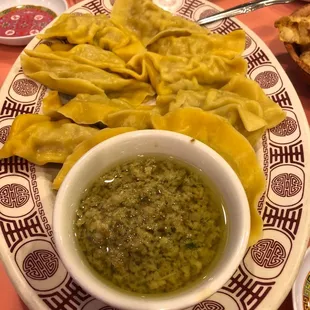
xmin=148 ymin=30 xmax=246 ymax=59
xmin=157 ymin=88 xmax=268 ymax=145
xmin=42 ymin=92 xmax=150 ymax=126
xmin=57 ymin=94 xmax=132 ymax=125
xmin=0 ymin=114 xmax=98 ymax=165
xmin=21 ymin=54 xmax=155 ymax=101
xmin=111 ymin=0 xmax=208 ymax=46
xmin=31 ymin=41 xmax=74 ymax=53
xmin=50 ymin=44 xmax=148 ymax=81
xmin=151 ymin=107 xmax=266 ymax=246
xmin=27 ymin=44 xmax=149 ymax=89
xmin=128 ymin=52 xmax=247 ymax=95
xmin=107 ymin=84 xmax=155 ymax=106
xmin=222 ymin=75 xmax=286 ymax=128
xmin=52 ymin=127 xmax=137 ymax=189
xmin=21 ymin=54 xmax=105 ymax=95
xmin=106 ymin=106 xmax=156 ymax=129
xmin=42 ymin=90 xmax=64 ymax=120
xmin=37 ymin=13 xmax=108 ymax=44
xmin=37 ymin=13 xmax=145 ymax=61
xmin=25 ymin=44 xmax=126 ymax=72
xmin=149 ymin=53 xmax=246 ymax=94
xmin=1 ymin=114 xmax=50 ymax=139
xmin=50 ymin=42 xmax=74 ymax=52
xmin=146 ymin=28 xmax=193 ymax=48
xmin=93 ymin=20 xmax=146 ymax=62
xmin=210 ymin=106 xmax=266 ymax=146
xmin=160 ymin=89 xmax=265 ymax=122
xmin=155 ymin=75 xmax=286 ymax=144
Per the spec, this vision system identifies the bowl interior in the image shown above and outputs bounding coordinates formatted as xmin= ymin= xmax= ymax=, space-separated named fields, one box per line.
xmin=53 ymin=130 xmax=250 ymax=310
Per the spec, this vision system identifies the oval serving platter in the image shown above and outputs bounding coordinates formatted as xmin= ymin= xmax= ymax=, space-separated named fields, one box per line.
xmin=0 ymin=0 xmax=309 ymax=310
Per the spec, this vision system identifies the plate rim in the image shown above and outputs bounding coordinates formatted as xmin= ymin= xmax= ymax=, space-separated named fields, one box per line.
xmin=0 ymin=0 xmax=309 ymax=310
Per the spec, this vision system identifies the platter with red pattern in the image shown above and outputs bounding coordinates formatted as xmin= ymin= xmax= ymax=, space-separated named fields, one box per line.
xmin=0 ymin=0 xmax=309 ymax=310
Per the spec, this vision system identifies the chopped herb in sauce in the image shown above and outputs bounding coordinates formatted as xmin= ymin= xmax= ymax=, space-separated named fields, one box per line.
xmin=75 ymin=155 xmax=226 ymax=294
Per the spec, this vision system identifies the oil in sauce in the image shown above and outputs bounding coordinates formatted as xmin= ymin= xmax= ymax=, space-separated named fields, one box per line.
xmin=74 ymin=155 xmax=227 ymax=295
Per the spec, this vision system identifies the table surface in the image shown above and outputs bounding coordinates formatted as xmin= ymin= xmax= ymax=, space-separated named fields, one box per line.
xmin=0 ymin=0 xmax=309 ymax=309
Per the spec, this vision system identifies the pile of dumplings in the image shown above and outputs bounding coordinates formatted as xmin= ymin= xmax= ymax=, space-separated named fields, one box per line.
xmin=0 ymin=0 xmax=286 ymax=245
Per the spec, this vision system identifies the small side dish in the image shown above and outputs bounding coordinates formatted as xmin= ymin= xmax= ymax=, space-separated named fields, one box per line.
xmin=53 ymin=130 xmax=250 ymax=310
xmin=0 ymin=0 xmax=68 ymax=46
xmin=0 ymin=5 xmax=56 ymax=38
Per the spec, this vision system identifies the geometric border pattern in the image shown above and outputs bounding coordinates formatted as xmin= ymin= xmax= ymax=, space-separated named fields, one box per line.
xmin=0 ymin=1 xmax=308 ymax=310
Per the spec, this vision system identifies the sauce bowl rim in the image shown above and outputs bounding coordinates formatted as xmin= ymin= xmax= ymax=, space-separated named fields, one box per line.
xmin=53 ymin=129 xmax=250 ymax=310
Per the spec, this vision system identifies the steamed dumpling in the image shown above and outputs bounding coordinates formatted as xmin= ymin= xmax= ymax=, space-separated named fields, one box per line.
xmin=111 ymin=0 xmax=208 ymax=46
xmin=157 ymin=88 xmax=267 ymax=145
xmin=42 ymin=90 xmax=64 ymax=120
xmin=57 ymin=94 xmax=132 ymax=125
xmin=106 ymin=106 xmax=156 ymax=129
xmin=148 ymin=30 xmax=246 ymax=59
xmin=37 ymin=13 xmax=109 ymax=44
xmin=154 ymin=74 xmax=286 ymax=145
xmin=37 ymin=13 xmax=145 ymax=61
xmin=128 ymin=52 xmax=247 ymax=95
xmin=222 ymin=75 xmax=286 ymax=128
xmin=21 ymin=54 xmax=155 ymax=99
xmin=28 ymin=40 xmax=147 ymax=81
xmin=151 ymin=107 xmax=266 ymax=246
xmin=0 ymin=114 xmax=98 ymax=165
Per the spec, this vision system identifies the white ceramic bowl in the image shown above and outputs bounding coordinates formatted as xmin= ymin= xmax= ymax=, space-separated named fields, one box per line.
xmin=53 ymin=130 xmax=250 ymax=310
xmin=0 ymin=0 xmax=67 ymax=46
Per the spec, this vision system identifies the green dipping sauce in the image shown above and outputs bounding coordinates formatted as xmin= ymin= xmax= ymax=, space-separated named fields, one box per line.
xmin=75 ymin=155 xmax=227 ymax=294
